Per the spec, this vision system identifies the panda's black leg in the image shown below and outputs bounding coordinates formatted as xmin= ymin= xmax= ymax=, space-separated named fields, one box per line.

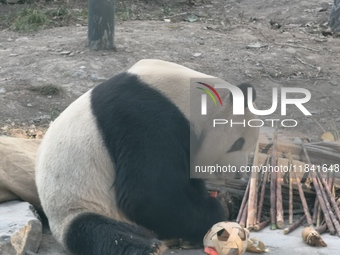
xmin=132 ymin=179 xmax=227 ymax=246
xmin=65 ymin=212 xmax=166 ymax=255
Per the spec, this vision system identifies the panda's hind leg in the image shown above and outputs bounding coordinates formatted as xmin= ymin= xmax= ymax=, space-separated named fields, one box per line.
xmin=64 ymin=212 xmax=166 ymax=255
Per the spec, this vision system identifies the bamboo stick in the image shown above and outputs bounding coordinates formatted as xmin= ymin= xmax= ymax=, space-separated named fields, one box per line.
xmin=283 ymin=215 xmax=306 ymax=234
xmin=316 ymin=204 xmax=321 ymax=227
xmin=288 ymin=153 xmax=293 ymax=225
xmin=317 ymin=171 xmax=340 ymax=223
xmin=256 ymin=156 xmax=269 ymax=224
xmin=236 ymin=179 xmax=250 ymax=223
xmin=270 ymin=127 xmax=278 ymax=230
xmin=276 ymin=170 xmax=284 ymax=229
xmin=312 ymin=199 xmax=319 ymax=225
xmin=254 ymin=219 xmax=270 ymax=231
xmin=316 ymin=177 xmax=340 ymax=236
xmin=247 ymin=171 xmax=258 ymax=230
xmin=301 ymin=143 xmax=336 ymax=235
xmin=315 ymin=224 xmax=327 ymax=235
xmin=291 ymin=169 xmax=313 ymax=226
xmin=239 ymin=201 xmax=248 ymax=228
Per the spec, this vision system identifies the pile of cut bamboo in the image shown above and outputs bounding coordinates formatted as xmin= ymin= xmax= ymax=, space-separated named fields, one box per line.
xmin=234 ymin=128 xmax=340 ymax=238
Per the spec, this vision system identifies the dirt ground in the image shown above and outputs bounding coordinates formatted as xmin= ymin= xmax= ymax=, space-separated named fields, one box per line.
xmin=0 ymin=0 xmax=340 ymax=254
xmin=0 ymin=0 xmax=339 ymax=141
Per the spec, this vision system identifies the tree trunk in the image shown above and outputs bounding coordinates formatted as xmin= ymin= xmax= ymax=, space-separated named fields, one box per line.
xmin=88 ymin=0 xmax=115 ymax=50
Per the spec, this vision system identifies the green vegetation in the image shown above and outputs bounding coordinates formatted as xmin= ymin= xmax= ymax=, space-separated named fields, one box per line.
xmin=13 ymin=8 xmax=48 ymax=31
xmin=28 ymin=84 xmax=63 ymax=96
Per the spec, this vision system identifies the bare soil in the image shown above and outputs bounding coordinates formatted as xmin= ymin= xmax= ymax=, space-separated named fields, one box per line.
xmin=0 ymin=0 xmax=339 ymax=141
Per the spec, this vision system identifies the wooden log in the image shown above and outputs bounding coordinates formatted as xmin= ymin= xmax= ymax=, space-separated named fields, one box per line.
xmin=292 ymin=170 xmax=313 ymax=226
xmin=254 ymin=219 xmax=270 ymax=231
xmin=312 ymin=199 xmax=319 ymax=226
xmin=315 ymin=224 xmax=327 ymax=235
xmin=257 ymin=161 xmax=269 ymax=223
xmin=289 ymin=153 xmax=293 ymax=225
xmin=318 ymin=172 xmax=340 ymax=223
xmin=245 ymin=141 xmax=260 ymax=229
xmin=236 ymin=179 xmax=250 ymax=223
xmin=283 ymin=215 xmax=306 ymax=234
xmin=239 ymin=201 xmax=248 ymax=228
xmin=316 ymin=177 xmax=340 ymax=236
xmin=276 ymin=170 xmax=284 ymax=229
xmin=301 ymin=143 xmax=336 ymax=235
xmin=270 ymin=128 xmax=278 ymax=230
xmin=247 ymin=172 xmax=258 ymax=230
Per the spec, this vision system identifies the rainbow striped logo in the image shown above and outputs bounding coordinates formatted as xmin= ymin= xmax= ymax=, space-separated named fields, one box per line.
xmin=196 ymin=82 xmax=222 ymax=115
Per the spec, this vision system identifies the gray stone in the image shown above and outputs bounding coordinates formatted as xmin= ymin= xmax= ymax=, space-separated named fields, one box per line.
xmin=0 ymin=201 xmax=42 ymax=255
xmin=329 ymin=0 xmax=340 ymax=31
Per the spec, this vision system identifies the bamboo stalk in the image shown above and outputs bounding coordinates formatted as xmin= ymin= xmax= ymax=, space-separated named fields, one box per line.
xmin=317 ymin=171 xmax=340 ymax=223
xmin=256 ymin=156 xmax=269 ymax=224
xmin=301 ymin=143 xmax=336 ymax=235
xmin=315 ymin=224 xmax=327 ymax=235
xmin=276 ymin=170 xmax=284 ymax=228
xmin=312 ymin=199 xmax=319 ymax=225
xmin=283 ymin=215 xmax=306 ymax=234
xmin=270 ymin=127 xmax=278 ymax=230
xmin=288 ymin=153 xmax=293 ymax=225
xmin=254 ymin=219 xmax=270 ymax=231
xmin=316 ymin=204 xmax=321 ymax=227
xmin=239 ymin=201 xmax=248 ymax=228
xmin=291 ymin=170 xmax=313 ymax=226
xmin=316 ymin=176 xmax=340 ymax=236
xmin=236 ymin=179 xmax=250 ymax=223
xmin=247 ymin=171 xmax=258 ymax=230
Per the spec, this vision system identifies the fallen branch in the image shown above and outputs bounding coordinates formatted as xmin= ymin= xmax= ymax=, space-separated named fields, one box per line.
xmin=254 ymin=219 xmax=271 ymax=231
xmin=283 ymin=215 xmax=306 ymax=234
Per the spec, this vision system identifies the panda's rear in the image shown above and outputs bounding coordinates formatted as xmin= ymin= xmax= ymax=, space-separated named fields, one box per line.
xmin=35 ymin=59 xmax=258 ymax=255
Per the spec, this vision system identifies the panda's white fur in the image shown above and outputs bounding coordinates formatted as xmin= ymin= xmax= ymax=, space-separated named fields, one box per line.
xmin=35 ymin=59 xmax=259 ymax=255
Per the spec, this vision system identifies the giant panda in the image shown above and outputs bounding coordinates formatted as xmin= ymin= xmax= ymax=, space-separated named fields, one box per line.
xmin=35 ymin=59 xmax=259 ymax=255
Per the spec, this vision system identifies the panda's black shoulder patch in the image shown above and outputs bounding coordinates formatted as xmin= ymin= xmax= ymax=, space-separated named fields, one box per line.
xmin=90 ymin=72 xmax=191 ymax=224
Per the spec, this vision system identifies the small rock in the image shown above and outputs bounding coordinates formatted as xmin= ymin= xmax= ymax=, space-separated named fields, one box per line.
xmin=246 ymin=42 xmax=268 ymax=49
xmin=319 ymin=2 xmax=329 ymax=12
xmin=79 ymin=66 xmax=86 ymax=69
xmin=0 ymin=87 xmax=6 ymax=94
xmin=193 ymin=52 xmax=202 ymax=57
xmin=90 ymin=73 xmax=107 ymax=82
xmin=329 ymin=81 xmax=338 ymax=86
xmin=27 ymin=103 xmax=33 ymax=107
xmin=60 ymin=51 xmax=71 ymax=55
xmin=9 ymin=54 xmax=18 ymax=57
xmin=0 ymin=201 xmax=42 ymax=255
xmin=336 ymin=117 xmax=340 ymax=122
xmin=164 ymin=19 xmax=171 ymax=22
xmin=285 ymin=47 xmax=296 ymax=54
xmin=72 ymin=69 xmax=87 ymax=79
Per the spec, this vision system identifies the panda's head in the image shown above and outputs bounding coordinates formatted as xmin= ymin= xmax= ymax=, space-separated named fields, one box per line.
xmin=192 ymin=83 xmax=259 ymax=179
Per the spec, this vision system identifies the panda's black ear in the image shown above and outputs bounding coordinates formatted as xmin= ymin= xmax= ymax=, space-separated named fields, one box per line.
xmin=229 ymin=83 xmax=256 ymax=108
